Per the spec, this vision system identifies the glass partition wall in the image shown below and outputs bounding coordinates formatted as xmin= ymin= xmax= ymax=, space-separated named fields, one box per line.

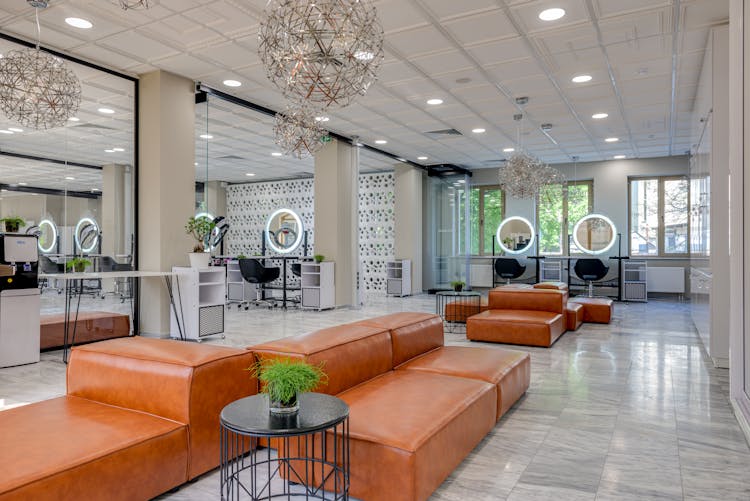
xmin=0 ymin=37 xmax=136 ymax=344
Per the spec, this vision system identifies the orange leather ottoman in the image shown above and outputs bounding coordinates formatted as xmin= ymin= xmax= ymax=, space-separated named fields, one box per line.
xmin=568 ymin=297 xmax=614 ymax=323
xmin=67 ymin=337 xmax=257 ymax=479
xmin=397 ymin=346 xmax=530 ymax=420
xmin=40 ymin=311 xmax=130 ymax=350
xmin=335 ymin=370 xmax=496 ymax=501
xmin=0 ymin=396 xmax=188 ymax=501
xmin=442 ymin=296 xmax=488 ymax=323
xmin=466 ymin=310 xmax=565 ymax=347
xmin=534 ymin=281 xmax=568 ymax=291
xmin=565 ymin=302 xmax=584 ymax=331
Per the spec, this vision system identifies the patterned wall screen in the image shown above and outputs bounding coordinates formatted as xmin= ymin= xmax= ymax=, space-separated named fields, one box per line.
xmin=225 ymin=172 xmax=394 ymax=293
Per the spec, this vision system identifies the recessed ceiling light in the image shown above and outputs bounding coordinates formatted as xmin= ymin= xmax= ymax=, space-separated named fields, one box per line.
xmin=457 ymin=179 xmax=466 ymax=184
xmin=417 ymin=156 xmax=428 ymax=161
xmin=539 ymin=8 xmax=566 ymax=21
xmin=68 ymin=116 xmax=80 ymax=122
xmin=592 ymin=113 xmax=608 ymax=119
xmin=613 ymin=155 xmax=626 ymax=159
xmin=65 ymin=17 xmax=93 ymax=29
xmin=354 ymin=50 xmax=375 ymax=61
xmin=503 ymin=147 xmax=515 ymax=153
xmin=98 ymin=107 xmax=115 ymax=114
xmin=271 ymin=152 xmax=283 ymax=157
xmin=0 ymin=130 xmax=13 ymax=134
xmin=245 ymin=173 xmax=256 ymax=177
xmin=426 ymin=98 xmax=443 ymax=105
xmin=92 ymin=188 xmax=100 ymax=192
xmin=315 ymin=116 xmax=330 ymax=122
xmin=199 ymin=134 xmax=213 ymax=139
xmin=194 ymin=162 xmax=198 ymax=166
xmin=223 ymin=79 xmax=241 ymax=87
xmin=112 ymin=147 xmax=124 ymax=152
xmin=65 ymin=176 xmax=75 ymax=181
xmin=605 ymin=137 xmax=619 ymax=142
xmin=8 ymin=127 xmax=23 ymax=132
xmin=375 ymin=140 xmax=387 ymax=144
xmin=572 ymin=75 xmax=593 ymax=83
xmin=105 ymin=149 xmax=116 ymax=153
xmin=18 ymin=182 xmax=27 ymax=186
xmin=472 ymin=128 xmax=486 ymax=134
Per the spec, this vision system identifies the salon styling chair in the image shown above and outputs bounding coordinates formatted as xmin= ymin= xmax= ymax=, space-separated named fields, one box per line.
xmin=573 ymin=258 xmax=609 ymax=297
xmin=494 ymin=258 xmax=526 ymax=285
xmin=239 ymin=258 xmax=281 ymax=309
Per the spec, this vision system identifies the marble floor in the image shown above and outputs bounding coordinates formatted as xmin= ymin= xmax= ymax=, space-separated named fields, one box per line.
xmin=2 ymin=293 xmax=750 ymax=500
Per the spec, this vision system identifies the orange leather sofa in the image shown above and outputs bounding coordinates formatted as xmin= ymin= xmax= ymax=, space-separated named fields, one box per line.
xmin=251 ymin=312 xmax=530 ymax=501
xmin=530 ymin=282 xmax=585 ymax=331
xmin=466 ymin=287 xmax=568 ymax=347
xmin=0 ymin=337 xmax=256 ymax=500
xmin=40 ymin=311 xmax=130 ymax=350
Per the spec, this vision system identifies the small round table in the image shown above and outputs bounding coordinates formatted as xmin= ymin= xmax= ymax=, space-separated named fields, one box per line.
xmin=220 ymin=393 xmax=350 ymax=500
xmin=435 ymin=291 xmax=482 ymax=333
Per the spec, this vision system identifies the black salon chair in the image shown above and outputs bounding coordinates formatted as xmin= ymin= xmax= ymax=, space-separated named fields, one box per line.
xmin=573 ymin=258 xmax=609 ymax=297
xmin=494 ymin=258 xmax=526 ymax=285
xmin=239 ymin=258 xmax=281 ymax=309
xmin=291 ymin=263 xmax=301 ymax=277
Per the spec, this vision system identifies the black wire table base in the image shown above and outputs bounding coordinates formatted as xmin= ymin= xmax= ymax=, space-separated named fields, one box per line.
xmin=220 ymin=419 xmax=350 ymax=501
xmin=435 ymin=291 xmax=481 ymax=333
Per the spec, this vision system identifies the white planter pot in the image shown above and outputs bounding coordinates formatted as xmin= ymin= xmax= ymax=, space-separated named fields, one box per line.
xmin=188 ymin=252 xmax=211 ymax=268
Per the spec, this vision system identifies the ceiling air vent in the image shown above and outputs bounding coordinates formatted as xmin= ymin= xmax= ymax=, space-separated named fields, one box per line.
xmin=424 ymin=128 xmax=463 ymax=137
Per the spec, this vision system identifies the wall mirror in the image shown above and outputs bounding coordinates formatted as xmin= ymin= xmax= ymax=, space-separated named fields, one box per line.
xmin=573 ymin=214 xmax=617 ymax=254
xmin=266 ymin=208 xmax=303 ymax=254
xmin=37 ymin=219 xmax=58 ymax=254
xmin=75 ymin=217 xmax=100 ymax=254
xmin=496 ymin=216 xmax=535 ymax=254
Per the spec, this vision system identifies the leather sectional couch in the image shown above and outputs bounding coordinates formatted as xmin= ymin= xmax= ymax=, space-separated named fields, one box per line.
xmin=251 ymin=312 xmax=530 ymax=501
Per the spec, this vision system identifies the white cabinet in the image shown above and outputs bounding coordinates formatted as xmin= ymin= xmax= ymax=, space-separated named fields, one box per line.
xmin=622 ymin=260 xmax=647 ymax=302
xmin=170 ymin=267 xmax=225 ymax=341
xmin=301 ymin=261 xmax=335 ymax=310
xmin=387 ymin=260 xmax=411 ymax=297
xmin=226 ymin=260 xmax=256 ymax=305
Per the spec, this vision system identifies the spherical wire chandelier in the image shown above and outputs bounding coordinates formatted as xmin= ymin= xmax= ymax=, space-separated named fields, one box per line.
xmin=258 ymin=0 xmax=384 ymax=109
xmin=273 ymin=105 xmax=329 ymax=159
xmin=117 ymin=0 xmax=155 ymax=9
xmin=0 ymin=2 xmax=81 ymax=130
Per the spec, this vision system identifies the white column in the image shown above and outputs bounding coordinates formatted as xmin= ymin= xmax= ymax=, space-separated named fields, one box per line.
xmin=101 ymin=163 xmax=127 ymax=258
xmin=394 ymin=163 xmax=423 ymax=293
xmin=138 ymin=70 xmax=196 ymax=336
xmin=313 ymin=139 xmax=359 ymax=306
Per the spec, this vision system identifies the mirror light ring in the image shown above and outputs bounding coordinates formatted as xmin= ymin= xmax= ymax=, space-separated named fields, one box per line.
xmin=38 ymin=219 xmax=57 ymax=253
xmin=572 ymin=213 xmax=617 ymax=255
xmin=496 ymin=216 xmax=536 ymax=255
xmin=74 ymin=217 xmax=99 ymax=254
xmin=266 ymin=208 xmax=303 ymax=254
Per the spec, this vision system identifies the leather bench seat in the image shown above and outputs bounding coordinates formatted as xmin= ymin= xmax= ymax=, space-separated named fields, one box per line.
xmin=466 ymin=309 xmax=566 ymax=347
xmin=568 ymin=297 xmax=614 ymax=323
xmin=397 ymin=345 xmax=529 ymax=419
xmin=335 ymin=370 xmax=496 ymax=501
xmin=533 ymin=281 xmax=568 ymax=291
xmin=442 ymin=296 xmax=488 ymax=323
xmin=40 ymin=311 xmax=130 ymax=350
xmin=565 ymin=302 xmax=584 ymax=331
xmin=0 ymin=396 xmax=188 ymax=501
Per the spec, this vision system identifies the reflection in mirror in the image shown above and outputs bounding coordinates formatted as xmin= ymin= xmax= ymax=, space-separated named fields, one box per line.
xmin=496 ymin=216 xmax=535 ymax=254
xmin=75 ymin=217 xmax=100 ymax=254
xmin=37 ymin=218 xmax=58 ymax=254
xmin=266 ymin=209 xmax=303 ymax=254
xmin=573 ymin=214 xmax=616 ymax=254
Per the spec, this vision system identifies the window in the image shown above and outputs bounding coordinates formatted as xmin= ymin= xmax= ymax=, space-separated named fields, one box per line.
xmin=629 ymin=176 xmax=689 ymax=256
xmin=537 ymin=181 xmax=593 ymax=255
xmin=455 ymin=185 xmax=505 ymax=255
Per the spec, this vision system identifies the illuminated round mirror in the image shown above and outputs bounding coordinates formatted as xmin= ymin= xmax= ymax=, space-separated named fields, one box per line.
xmin=38 ymin=219 xmax=57 ymax=254
xmin=573 ymin=214 xmax=616 ymax=254
xmin=266 ymin=209 xmax=303 ymax=254
xmin=496 ymin=216 xmax=535 ymax=254
xmin=75 ymin=217 xmax=100 ymax=254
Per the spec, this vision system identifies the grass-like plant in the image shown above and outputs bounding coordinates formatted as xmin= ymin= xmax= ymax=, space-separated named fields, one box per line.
xmin=450 ymin=280 xmax=465 ymax=291
xmin=313 ymin=254 xmax=325 ymax=263
xmin=66 ymin=257 xmax=92 ymax=273
xmin=1 ymin=216 xmax=25 ymax=232
xmin=250 ymin=358 xmax=327 ymax=405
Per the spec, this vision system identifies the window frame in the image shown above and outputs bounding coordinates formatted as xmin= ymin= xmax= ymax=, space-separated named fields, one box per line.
xmin=627 ymin=175 xmax=690 ymax=258
xmin=469 ymin=184 xmax=506 ymax=256
xmin=536 ymin=180 xmax=594 ymax=256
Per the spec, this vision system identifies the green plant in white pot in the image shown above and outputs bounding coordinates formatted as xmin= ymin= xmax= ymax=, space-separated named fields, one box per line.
xmin=185 ymin=216 xmax=215 ymax=268
xmin=250 ymin=358 xmax=327 ymax=415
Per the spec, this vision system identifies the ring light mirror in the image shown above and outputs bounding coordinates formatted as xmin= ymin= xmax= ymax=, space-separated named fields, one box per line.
xmin=75 ymin=217 xmax=100 ymax=254
xmin=209 ymin=216 xmax=229 ymax=251
xmin=496 ymin=216 xmax=535 ymax=254
xmin=573 ymin=214 xmax=616 ymax=254
xmin=38 ymin=219 xmax=57 ymax=254
xmin=266 ymin=209 xmax=303 ymax=254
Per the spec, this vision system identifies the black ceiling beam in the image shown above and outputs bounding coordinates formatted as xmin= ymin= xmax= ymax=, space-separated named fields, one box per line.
xmin=0 ymin=183 xmax=100 ymax=200
xmin=0 ymin=150 xmax=102 ymax=170
xmin=427 ymin=164 xmax=473 ymax=178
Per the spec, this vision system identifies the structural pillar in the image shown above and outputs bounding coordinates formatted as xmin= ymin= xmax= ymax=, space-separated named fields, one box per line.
xmin=101 ymin=163 xmax=127 ymax=258
xmin=394 ymin=164 xmax=423 ymax=293
xmin=138 ymin=70 xmax=196 ymax=336
xmin=314 ymin=139 xmax=359 ymax=307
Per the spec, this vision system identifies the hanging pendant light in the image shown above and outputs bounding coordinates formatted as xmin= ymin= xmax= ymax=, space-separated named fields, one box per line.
xmin=273 ymin=105 xmax=329 ymax=159
xmin=116 ymin=0 xmax=154 ymax=9
xmin=0 ymin=2 xmax=81 ymax=130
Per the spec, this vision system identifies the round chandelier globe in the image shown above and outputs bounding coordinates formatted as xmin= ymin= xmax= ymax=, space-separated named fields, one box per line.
xmin=116 ymin=0 xmax=155 ymax=9
xmin=498 ymin=152 xmax=566 ymax=199
xmin=0 ymin=48 xmax=81 ymax=130
xmin=273 ymin=105 xmax=329 ymax=159
xmin=259 ymin=0 xmax=384 ymax=109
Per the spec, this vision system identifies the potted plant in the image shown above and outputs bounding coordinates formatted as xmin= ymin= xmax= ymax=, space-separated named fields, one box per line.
xmin=66 ymin=257 xmax=91 ymax=273
xmin=450 ymin=280 xmax=465 ymax=292
xmin=314 ymin=254 xmax=325 ymax=264
xmin=185 ymin=216 xmax=215 ymax=268
xmin=250 ymin=358 xmax=327 ymax=415
xmin=1 ymin=216 xmax=25 ymax=233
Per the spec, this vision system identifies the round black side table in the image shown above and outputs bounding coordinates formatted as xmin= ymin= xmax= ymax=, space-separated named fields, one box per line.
xmin=220 ymin=393 xmax=350 ymax=500
xmin=435 ymin=291 xmax=482 ymax=333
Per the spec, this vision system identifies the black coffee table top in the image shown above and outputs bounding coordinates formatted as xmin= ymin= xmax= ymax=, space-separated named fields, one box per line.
xmin=435 ymin=291 xmax=481 ymax=296
xmin=220 ymin=393 xmax=349 ymax=437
